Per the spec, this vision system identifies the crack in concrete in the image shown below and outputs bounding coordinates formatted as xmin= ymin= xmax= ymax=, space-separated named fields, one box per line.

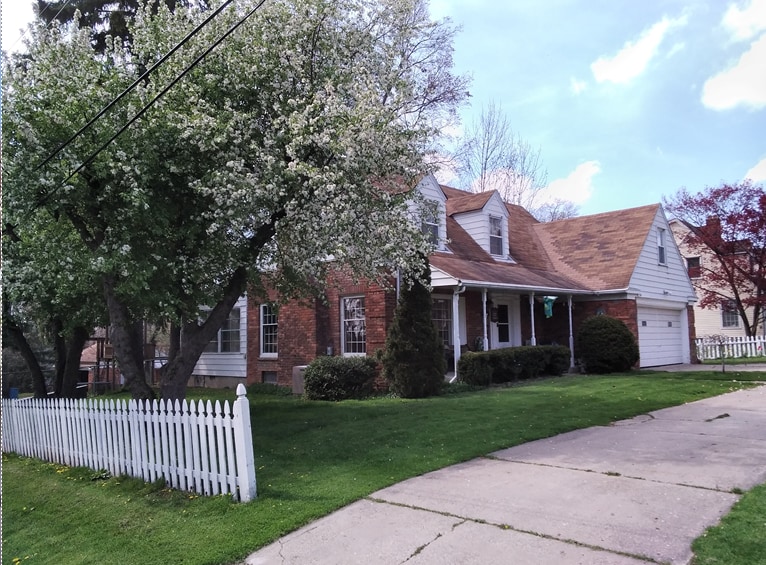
xmin=368 ymin=496 xmax=661 ymax=564
xmin=481 ymin=457 xmax=738 ymax=493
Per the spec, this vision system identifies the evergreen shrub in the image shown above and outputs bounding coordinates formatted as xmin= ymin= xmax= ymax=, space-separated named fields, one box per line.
xmin=576 ymin=315 xmax=639 ymax=373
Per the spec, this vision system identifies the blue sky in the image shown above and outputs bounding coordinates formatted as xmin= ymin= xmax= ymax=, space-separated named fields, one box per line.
xmin=428 ymin=0 xmax=766 ymax=215
xmin=4 ymin=0 xmax=766 ymax=216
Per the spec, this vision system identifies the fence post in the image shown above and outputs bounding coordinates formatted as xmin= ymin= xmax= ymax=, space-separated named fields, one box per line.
xmin=232 ymin=384 xmax=256 ymax=502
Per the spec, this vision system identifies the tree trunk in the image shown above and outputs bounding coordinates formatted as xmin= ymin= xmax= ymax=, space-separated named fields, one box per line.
xmin=103 ymin=276 xmax=156 ymax=400
xmin=59 ymin=326 xmax=90 ymax=398
xmin=2 ymin=306 xmax=49 ymax=398
xmin=159 ymin=267 xmax=249 ymax=401
xmin=52 ymin=318 xmax=67 ymax=396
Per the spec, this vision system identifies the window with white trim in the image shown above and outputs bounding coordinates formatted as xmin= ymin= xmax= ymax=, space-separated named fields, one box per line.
xmin=432 ymin=298 xmax=452 ymax=346
xmin=421 ymin=199 xmax=440 ymax=247
xmin=658 ymin=228 xmax=667 ymax=264
xmin=341 ymin=296 xmax=366 ymax=355
xmin=260 ymin=304 xmax=278 ymax=357
xmin=721 ymin=300 xmax=739 ymax=328
xmin=489 ymin=216 xmax=503 ymax=256
xmin=204 ymin=307 xmax=241 ymax=353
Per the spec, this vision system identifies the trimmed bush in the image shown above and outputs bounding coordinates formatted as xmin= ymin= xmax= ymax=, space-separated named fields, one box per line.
xmin=303 ymin=356 xmax=377 ymax=401
xmin=458 ymin=345 xmax=571 ymax=385
xmin=576 ymin=315 xmax=639 ymax=374
xmin=457 ymin=352 xmax=494 ymax=386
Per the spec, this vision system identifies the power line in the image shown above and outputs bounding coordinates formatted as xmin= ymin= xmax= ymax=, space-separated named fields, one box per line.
xmin=37 ymin=0 xmax=268 ymax=208
xmin=2 ymin=0 xmax=74 ymax=54
xmin=35 ymin=0 xmax=237 ymax=172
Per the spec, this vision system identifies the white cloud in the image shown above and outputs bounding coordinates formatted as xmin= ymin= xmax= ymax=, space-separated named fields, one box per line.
xmin=745 ymin=156 xmax=766 ymax=182
xmin=701 ymin=33 xmax=766 ymax=110
xmin=570 ymin=77 xmax=588 ymax=95
xmin=540 ymin=161 xmax=601 ymax=205
xmin=723 ymin=0 xmax=766 ymax=41
xmin=591 ymin=15 xmax=688 ymax=84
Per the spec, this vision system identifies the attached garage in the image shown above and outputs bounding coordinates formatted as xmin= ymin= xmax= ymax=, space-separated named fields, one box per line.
xmin=636 ymin=306 xmax=688 ymax=367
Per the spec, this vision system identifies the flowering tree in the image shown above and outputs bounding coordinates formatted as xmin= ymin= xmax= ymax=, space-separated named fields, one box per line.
xmin=664 ymin=181 xmax=766 ymax=337
xmin=3 ymin=0 xmax=469 ymax=400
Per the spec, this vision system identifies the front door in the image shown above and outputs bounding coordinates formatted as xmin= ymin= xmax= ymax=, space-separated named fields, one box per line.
xmin=491 ymin=297 xmax=521 ymax=348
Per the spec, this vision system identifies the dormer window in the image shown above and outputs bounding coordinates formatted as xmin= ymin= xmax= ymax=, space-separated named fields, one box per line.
xmin=489 ymin=216 xmax=503 ymax=255
xmin=421 ymin=199 xmax=440 ymax=247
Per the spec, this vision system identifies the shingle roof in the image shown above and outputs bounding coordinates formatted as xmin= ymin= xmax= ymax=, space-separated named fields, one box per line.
xmin=534 ymin=204 xmax=659 ymax=290
xmin=432 ymin=184 xmax=660 ymax=294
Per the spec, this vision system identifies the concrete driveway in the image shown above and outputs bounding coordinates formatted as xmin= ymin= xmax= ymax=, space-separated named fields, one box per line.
xmin=244 ymin=386 xmax=766 ymax=565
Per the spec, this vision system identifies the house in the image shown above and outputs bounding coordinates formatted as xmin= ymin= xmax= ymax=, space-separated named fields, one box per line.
xmin=194 ymin=175 xmax=698 ymax=388
xmin=670 ymin=217 xmax=757 ymax=339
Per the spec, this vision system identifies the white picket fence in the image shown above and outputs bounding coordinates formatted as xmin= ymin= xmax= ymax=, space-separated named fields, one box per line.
xmin=1 ymin=383 xmax=256 ymax=502
xmin=695 ymin=335 xmax=766 ymax=361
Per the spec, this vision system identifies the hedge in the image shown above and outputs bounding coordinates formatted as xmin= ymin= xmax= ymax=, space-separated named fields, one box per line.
xmin=457 ymin=345 xmax=571 ymax=386
xmin=303 ymin=356 xmax=377 ymax=401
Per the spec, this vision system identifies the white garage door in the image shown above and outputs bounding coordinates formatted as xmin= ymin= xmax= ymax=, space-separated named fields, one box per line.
xmin=637 ymin=307 xmax=684 ymax=367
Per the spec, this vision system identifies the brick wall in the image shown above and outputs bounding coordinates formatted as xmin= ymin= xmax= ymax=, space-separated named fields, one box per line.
xmin=247 ymin=272 xmax=396 ymax=387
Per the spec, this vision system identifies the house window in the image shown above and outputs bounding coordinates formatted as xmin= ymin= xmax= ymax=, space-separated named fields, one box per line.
xmin=260 ymin=304 xmax=278 ymax=357
xmin=204 ymin=308 xmax=241 ymax=353
xmin=489 ymin=216 xmax=503 ymax=256
xmin=421 ymin=200 xmax=440 ymax=247
xmin=658 ymin=228 xmax=667 ymax=264
xmin=432 ymin=298 xmax=452 ymax=346
xmin=721 ymin=300 xmax=739 ymax=328
xmin=687 ymin=257 xmax=701 ymax=278
xmin=341 ymin=296 xmax=366 ymax=355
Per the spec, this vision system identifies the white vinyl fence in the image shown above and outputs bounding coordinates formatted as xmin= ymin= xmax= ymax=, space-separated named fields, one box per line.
xmin=1 ymin=383 xmax=256 ymax=502
xmin=695 ymin=335 xmax=766 ymax=361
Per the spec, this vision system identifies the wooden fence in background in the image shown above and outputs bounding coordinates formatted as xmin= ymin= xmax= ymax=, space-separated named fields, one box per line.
xmin=1 ymin=383 xmax=256 ymax=502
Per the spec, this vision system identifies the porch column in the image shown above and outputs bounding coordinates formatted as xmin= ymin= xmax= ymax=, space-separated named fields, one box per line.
xmin=452 ymin=285 xmax=464 ymax=379
xmin=568 ymin=295 xmax=575 ymax=371
xmin=482 ymin=288 xmax=489 ymax=351
xmin=528 ymin=293 xmax=537 ymax=346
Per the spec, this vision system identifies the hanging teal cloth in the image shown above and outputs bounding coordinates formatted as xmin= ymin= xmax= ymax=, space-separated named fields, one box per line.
xmin=543 ymin=296 xmax=557 ymax=318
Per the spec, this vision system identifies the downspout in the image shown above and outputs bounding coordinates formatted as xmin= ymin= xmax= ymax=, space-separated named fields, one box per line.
xmin=528 ymin=293 xmax=537 ymax=346
xmin=568 ymin=295 xmax=575 ymax=371
xmin=452 ymin=282 xmax=466 ymax=382
xmin=482 ymin=288 xmax=489 ymax=351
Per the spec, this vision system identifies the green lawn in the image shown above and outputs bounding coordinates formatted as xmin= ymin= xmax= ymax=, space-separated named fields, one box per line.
xmin=3 ymin=371 xmax=765 ymax=565
xmin=701 ymin=355 xmax=766 ymax=365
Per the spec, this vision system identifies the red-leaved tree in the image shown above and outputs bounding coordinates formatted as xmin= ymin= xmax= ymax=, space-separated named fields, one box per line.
xmin=664 ymin=180 xmax=766 ymax=337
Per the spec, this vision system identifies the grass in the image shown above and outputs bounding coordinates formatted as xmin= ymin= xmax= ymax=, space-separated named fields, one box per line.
xmin=692 ymin=482 xmax=766 ymax=565
xmin=701 ymin=355 xmax=766 ymax=365
xmin=3 ymin=371 xmax=766 ymax=565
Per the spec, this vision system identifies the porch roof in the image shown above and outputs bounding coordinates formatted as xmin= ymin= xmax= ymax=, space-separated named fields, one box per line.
xmin=431 ymin=189 xmax=660 ymax=296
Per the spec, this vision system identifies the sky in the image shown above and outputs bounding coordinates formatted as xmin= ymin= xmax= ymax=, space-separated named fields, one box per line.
xmin=3 ymin=0 xmax=766 ymax=216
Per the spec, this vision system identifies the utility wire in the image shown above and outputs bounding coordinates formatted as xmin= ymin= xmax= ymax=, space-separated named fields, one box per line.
xmin=38 ymin=0 xmax=268 ymax=208
xmin=35 ymin=0 xmax=237 ymax=171
xmin=2 ymin=0 xmax=74 ymax=54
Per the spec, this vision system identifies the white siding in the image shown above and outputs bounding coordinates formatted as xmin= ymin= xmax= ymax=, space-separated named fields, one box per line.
xmin=628 ymin=208 xmax=695 ymax=305
xmin=669 ymin=219 xmax=752 ymax=339
xmin=412 ymin=175 xmax=448 ymax=251
xmin=193 ymin=296 xmax=247 ymax=378
xmin=629 ymin=208 xmax=694 ymax=367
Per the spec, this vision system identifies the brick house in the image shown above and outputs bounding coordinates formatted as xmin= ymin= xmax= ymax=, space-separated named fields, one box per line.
xmin=193 ymin=174 xmax=698 ymax=388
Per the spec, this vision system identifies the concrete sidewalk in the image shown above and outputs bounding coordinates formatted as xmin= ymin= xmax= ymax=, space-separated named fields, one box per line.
xmin=244 ymin=386 xmax=766 ymax=565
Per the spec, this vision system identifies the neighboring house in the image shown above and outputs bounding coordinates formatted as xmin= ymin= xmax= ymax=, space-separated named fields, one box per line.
xmin=670 ymin=218 xmax=756 ymax=339
xmin=197 ymin=175 xmax=697 ymax=388
xmin=191 ymin=295 xmax=248 ymax=388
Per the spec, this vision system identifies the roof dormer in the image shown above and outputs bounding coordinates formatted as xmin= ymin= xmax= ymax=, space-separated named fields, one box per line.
xmin=445 ymin=188 xmax=514 ymax=261
xmin=413 ymin=174 xmax=448 ymax=251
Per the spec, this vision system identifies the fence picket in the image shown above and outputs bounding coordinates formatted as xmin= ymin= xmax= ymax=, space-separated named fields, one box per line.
xmin=3 ymin=391 xmax=256 ymax=502
xmin=695 ymin=335 xmax=766 ymax=360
